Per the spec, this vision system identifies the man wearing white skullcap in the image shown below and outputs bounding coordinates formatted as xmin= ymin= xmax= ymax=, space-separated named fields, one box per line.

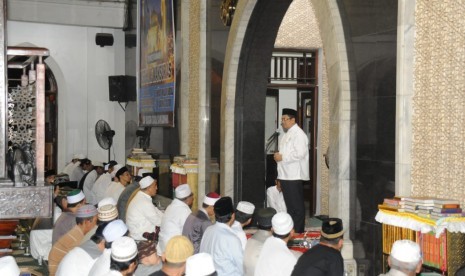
xmin=92 ymin=161 xmax=118 ymax=204
xmin=379 ymin=240 xmax=422 ymax=276
xmin=101 ymin=237 xmax=139 ymax=276
xmin=49 ymin=204 xmax=98 ymax=276
xmin=0 ymin=256 xmax=20 ymax=276
xmin=186 ymin=253 xmax=216 ymax=276
xmin=231 ymin=201 xmax=255 ymax=250
xmin=157 ymin=184 xmax=194 ymax=255
xmin=255 ymin=212 xmax=297 ymax=276
xmin=61 ymin=153 xmax=85 ymax=176
xmin=105 ymin=165 xmax=132 ymax=203
xmin=53 ymin=189 xmax=86 ymax=244
xmin=182 ymin=192 xmax=221 ymax=253
xmin=126 ymin=175 xmax=164 ymax=240
xmin=89 ymin=219 xmax=129 ymax=276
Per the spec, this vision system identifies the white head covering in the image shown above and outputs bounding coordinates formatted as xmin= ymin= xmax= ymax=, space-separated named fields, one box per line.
xmin=74 ymin=153 xmax=86 ymax=159
xmin=110 ymin=164 xmax=123 ymax=178
xmin=175 ymin=184 xmax=192 ymax=199
xmin=93 ymin=161 xmax=104 ymax=167
xmin=104 ymin=163 xmax=110 ymax=171
xmin=186 ymin=253 xmax=216 ymax=276
xmin=203 ymin=192 xmax=221 ymax=206
xmin=103 ymin=219 xmax=128 ymax=243
xmin=98 ymin=197 xmax=117 ymax=208
xmin=137 ymin=168 xmax=151 ymax=177
xmin=390 ymin=240 xmax=421 ymax=263
xmin=272 ymin=212 xmax=294 ymax=235
xmin=0 ymin=256 xmax=20 ymax=276
xmin=139 ymin=176 xmax=155 ymax=189
xmin=237 ymin=201 xmax=255 ymax=215
xmin=67 ymin=190 xmax=85 ymax=204
xmin=111 ymin=237 xmax=138 ymax=262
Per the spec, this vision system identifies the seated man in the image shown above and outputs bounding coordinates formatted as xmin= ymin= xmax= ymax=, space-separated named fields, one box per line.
xmin=102 ymin=237 xmax=139 ymax=276
xmin=53 ymin=189 xmax=86 ymax=244
xmin=291 ymin=218 xmax=345 ymax=276
xmin=267 ymin=180 xmax=287 ymax=213
xmin=182 ymin=192 xmax=221 ymax=253
xmin=157 ymin=184 xmax=194 ymax=254
xmin=48 ymin=204 xmax=98 ymax=276
xmin=379 ymin=240 xmax=422 ymax=276
xmin=105 ymin=165 xmax=132 ymax=203
xmin=231 ymin=201 xmax=255 ymax=250
xmin=92 ymin=161 xmax=118 ymax=204
xmin=244 ymin=207 xmax=276 ymax=276
xmin=255 ymin=212 xmax=297 ymax=276
xmin=150 ymin=235 xmax=194 ymax=276
xmin=126 ymin=176 xmax=164 ymax=240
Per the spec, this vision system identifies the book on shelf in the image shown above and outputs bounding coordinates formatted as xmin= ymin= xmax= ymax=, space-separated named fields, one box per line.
xmin=433 ymin=203 xmax=460 ymax=209
xmin=383 ymin=198 xmax=401 ymax=207
xmin=432 ymin=207 xmax=462 ymax=214
xmin=430 ymin=212 xmax=463 ymax=220
xmin=378 ymin=204 xmax=399 ymax=212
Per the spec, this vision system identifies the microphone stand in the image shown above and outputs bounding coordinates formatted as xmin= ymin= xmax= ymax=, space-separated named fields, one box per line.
xmin=264 ymin=131 xmax=279 ymax=207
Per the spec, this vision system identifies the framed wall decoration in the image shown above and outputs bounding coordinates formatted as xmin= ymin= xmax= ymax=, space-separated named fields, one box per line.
xmin=138 ymin=0 xmax=176 ymax=127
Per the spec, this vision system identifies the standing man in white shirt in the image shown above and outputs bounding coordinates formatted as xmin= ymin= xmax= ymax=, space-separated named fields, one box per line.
xmin=274 ymin=108 xmax=309 ymax=233
xmin=255 ymin=212 xmax=297 ymax=276
xmin=126 ymin=176 xmax=164 ymax=240
xmin=157 ymin=184 xmax=194 ymax=255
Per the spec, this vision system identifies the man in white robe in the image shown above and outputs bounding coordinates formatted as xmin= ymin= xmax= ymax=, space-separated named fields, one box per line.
xmin=62 ymin=153 xmax=84 ymax=176
xmin=92 ymin=161 xmax=118 ymax=204
xmin=104 ymin=165 xmax=132 ymax=203
xmin=267 ymin=180 xmax=287 ymax=213
xmin=82 ymin=161 xmax=105 ymax=205
xmin=231 ymin=201 xmax=255 ymax=250
xmin=255 ymin=212 xmax=297 ymax=276
xmin=157 ymin=184 xmax=193 ymax=255
xmin=126 ymin=176 xmax=164 ymax=240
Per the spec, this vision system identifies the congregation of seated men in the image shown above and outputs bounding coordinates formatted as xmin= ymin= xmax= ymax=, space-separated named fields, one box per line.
xmin=2 ymin=154 xmax=416 ymax=276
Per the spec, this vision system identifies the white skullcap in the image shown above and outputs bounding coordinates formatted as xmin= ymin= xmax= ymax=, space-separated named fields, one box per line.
xmin=67 ymin=190 xmax=85 ymax=204
xmin=104 ymin=164 xmax=110 ymax=171
xmin=203 ymin=192 xmax=221 ymax=206
xmin=139 ymin=176 xmax=155 ymax=189
xmin=390 ymin=240 xmax=421 ymax=263
xmin=237 ymin=201 xmax=255 ymax=215
xmin=186 ymin=253 xmax=216 ymax=276
xmin=272 ymin=212 xmax=294 ymax=235
xmin=110 ymin=164 xmax=123 ymax=178
xmin=103 ymin=219 xmax=128 ymax=242
xmin=0 ymin=256 xmax=20 ymax=276
xmin=74 ymin=153 xmax=86 ymax=159
xmin=93 ymin=161 xmax=104 ymax=167
xmin=111 ymin=237 xmax=138 ymax=262
xmin=137 ymin=168 xmax=151 ymax=177
xmin=175 ymin=184 xmax=192 ymax=199
xmin=98 ymin=197 xmax=117 ymax=208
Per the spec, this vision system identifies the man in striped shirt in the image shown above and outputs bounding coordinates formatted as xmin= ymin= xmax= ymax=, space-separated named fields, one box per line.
xmin=48 ymin=204 xmax=98 ymax=276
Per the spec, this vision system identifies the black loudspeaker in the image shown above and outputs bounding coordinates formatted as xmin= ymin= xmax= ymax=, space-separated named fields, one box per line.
xmin=108 ymin=75 xmax=136 ymax=102
xmin=96 ymin=33 xmax=114 ymax=47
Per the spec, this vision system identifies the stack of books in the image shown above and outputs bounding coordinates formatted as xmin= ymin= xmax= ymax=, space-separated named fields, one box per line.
xmin=379 ymin=197 xmax=463 ymax=219
xmin=378 ymin=197 xmax=402 ymax=211
xmin=430 ymin=199 xmax=462 ymax=220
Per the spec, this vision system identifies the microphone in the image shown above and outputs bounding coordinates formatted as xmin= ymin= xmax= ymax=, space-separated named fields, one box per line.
xmin=266 ymin=129 xmax=280 ymax=143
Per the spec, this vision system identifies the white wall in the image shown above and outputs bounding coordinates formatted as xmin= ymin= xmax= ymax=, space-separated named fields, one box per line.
xmin=8 ymin=21 xmax=126 ymax=171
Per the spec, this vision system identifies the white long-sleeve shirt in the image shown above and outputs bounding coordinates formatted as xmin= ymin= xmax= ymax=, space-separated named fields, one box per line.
xmin=83 ymin=170 xmax=98 ymax=204
xmin=200 ymin=222 xmax=244 ymax=276
xmin=157 ymin=198 xmax=192 ymax=254
xmin=104 ymin=181 xmax=125 ymax=203
xmin=126 ymin=191 xmax=164 ymax=240
xmin=231 ymin=220 xmax=247 ymax=250
xmin=255 ymin=236 xmax=297 ymax=276
xmin=267 ymin=186 xmax=287 ymax=213
xmin=91 ymin=173 xmax=112 ymax=204
xmin=277 ymin=124 xmax=310 ymax=181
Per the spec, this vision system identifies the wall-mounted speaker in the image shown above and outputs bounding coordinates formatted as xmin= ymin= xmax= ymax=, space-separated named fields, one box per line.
xmin=96 ymin=33 xmax=114 ymax=47
xmin=108 ymin=75 xmax=136 ymax=102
